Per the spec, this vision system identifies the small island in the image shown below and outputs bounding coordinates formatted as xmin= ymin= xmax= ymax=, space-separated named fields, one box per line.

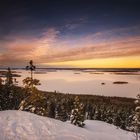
xmin=0 ymin=70 xmax=21 ymax=77
xmin=113 ymin=81 xmax=128 ymax=84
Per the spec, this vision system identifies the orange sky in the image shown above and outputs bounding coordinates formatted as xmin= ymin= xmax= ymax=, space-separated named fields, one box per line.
xmin=0 ymin=27 xmax=140 ymax=68
xmin=45 ymin=56 xmax=140 ymax=68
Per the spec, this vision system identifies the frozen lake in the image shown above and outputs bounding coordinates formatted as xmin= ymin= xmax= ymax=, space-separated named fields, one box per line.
xmin=12 ymin=69 xmax=140 ymax=98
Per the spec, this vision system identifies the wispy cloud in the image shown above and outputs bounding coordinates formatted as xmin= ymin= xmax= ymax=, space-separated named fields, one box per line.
xmin=0 ymin=28 xmax=59 ymax=66
xmin=0 ymin=25 xmax=140 ymax=67
xmin=41 ymin=36 xmax=140 ymax=62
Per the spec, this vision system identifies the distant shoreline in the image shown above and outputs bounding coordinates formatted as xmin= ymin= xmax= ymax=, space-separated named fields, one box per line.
xmin=0 ymin=68 xmax=140 ymax=72
xmin=40 ymin=89 xmax=135 ymax=100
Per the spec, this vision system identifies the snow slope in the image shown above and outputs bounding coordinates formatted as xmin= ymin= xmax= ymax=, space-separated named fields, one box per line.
xmin=0 ymin=110 xmax=135 ymax=140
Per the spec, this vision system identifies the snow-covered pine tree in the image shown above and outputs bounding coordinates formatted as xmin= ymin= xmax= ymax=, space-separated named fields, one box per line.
xmin=55 ymin=102 xmax=67 ymax=121
xmin=19 ymin=87 xmax=48 ymax=116
xmin=105 ymin=109 xmax=113 ymax=124
xmin=5 ymin=67 xmax=13 ymax=86
xmin=70 ymin=96 xmax=85 ymax=127
xmin=94 ymin=106 xmax=102 ymax=121
xmin=0 ymin=77 xmax=3 ymax=86
xmin=3 ymin=67 xmax=15 ymax=109
xmin=19 ymin=61 xmax=48 ymax=116
xmin=133 ymin=94 xmax=140 ymax=140
xmin=113 ymin=109 xmax=126 ymax=129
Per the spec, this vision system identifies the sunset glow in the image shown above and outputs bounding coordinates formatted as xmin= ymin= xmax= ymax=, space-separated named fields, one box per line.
xmin=45 ymin=56 xmax=140 ymax=68
xmin=0 ymin=0 xmax=140 ymax=68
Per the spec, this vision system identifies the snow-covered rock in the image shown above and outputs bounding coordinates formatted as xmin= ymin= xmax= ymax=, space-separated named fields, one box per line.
xmin=0 ymin=110 xmax=135 ymax=140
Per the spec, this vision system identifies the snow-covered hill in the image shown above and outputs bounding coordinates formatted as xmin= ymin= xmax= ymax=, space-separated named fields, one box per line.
xmin=0 ymin=110 xmax=135 ymax=140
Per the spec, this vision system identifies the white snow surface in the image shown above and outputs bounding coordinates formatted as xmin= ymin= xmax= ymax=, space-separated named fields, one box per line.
xmin=0 ymin=110 xmax=135 ymax=140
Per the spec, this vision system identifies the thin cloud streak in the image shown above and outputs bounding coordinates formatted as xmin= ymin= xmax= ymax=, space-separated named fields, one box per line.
xmin=0 ymin=26 xmax=140 ymax=66
xmin=42 ymin=37 xmax=140 ymax=62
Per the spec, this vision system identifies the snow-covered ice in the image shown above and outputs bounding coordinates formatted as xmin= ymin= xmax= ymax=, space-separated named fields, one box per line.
xmin=0 ymin=110 xmax=136 ymax=140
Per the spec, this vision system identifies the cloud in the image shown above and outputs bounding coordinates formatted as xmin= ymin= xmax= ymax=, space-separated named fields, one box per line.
xmin=0 ymin=28 xmax=59 ymax=66
xmin=0 ymin=25 xmax=140 ymax=67
xmin=40 ymin=36 xmax=140 ymax=62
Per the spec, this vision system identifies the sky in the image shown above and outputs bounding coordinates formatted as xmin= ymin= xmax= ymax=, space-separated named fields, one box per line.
xmin=0 ymin=0 xmax=140 ymax=68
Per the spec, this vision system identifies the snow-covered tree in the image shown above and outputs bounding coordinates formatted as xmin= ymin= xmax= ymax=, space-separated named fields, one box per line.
xmin=55 ymin=102 xmax=67 ymax=121
xmin=23 ymin=77 xmax=41 ymax=90
xmin=106 ymin=111 xmax=113 ymax=123
xmin=23 ymin=60 xmax=40 ymax=90
xmin=70 ymin=96 xmax=85 ymax=127
xmin=19 ymin=60 xmax=41 ymax=111
xmin=3 ymin=67 xmax=15 ymax=109
xmin=5 ymin=67 xmax=13 ymax=86
xmin=94 ymin=107 xmax=102 ymax=121
xmin=19 ymin=61 xmax=47 ymax=116
xmin=133 ymin=94 xmax=140 ymax=140
xmin=19 ymin=87 xmax=48 ymax=116
xmin=0 ymin=77 xmax=3 ymax=86
xmin=113 ymin=110 xmax=126 ymax=129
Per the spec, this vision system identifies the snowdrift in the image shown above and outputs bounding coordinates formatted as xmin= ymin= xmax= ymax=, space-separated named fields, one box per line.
xmin=0 ymin=110 xmax=135 ymax=140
